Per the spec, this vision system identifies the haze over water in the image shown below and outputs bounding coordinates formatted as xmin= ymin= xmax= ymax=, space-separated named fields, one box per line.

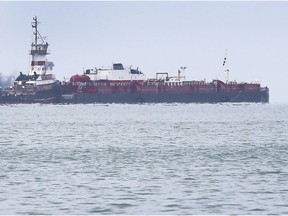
xmin=1 ymin=103 xmax=288 ymax=214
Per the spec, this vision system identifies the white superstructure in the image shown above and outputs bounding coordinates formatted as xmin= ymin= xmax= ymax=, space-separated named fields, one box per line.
xmin=25 ymin=16 xmax=56 ymax=88
xmin=84 ymin=63 xmax=146 ymax=81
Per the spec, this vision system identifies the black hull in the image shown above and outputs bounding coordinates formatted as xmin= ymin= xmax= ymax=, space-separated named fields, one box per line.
xmin=0 ymin=86 xmax=62 ymax=104
xmin=0 ymin=93 xmax=59 ymax=104
xmin=61 ymin=90 xmax=269 ymax=104
xmin=1 ymin=86 xmax=269 ymax=104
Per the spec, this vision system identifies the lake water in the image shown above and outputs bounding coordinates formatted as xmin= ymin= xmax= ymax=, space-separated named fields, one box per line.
xmin=1 ymin=103 xmax=288 ymax=214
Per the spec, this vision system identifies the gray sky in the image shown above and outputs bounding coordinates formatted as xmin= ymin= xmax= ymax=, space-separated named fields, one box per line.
xmin=0 ymin=1 xmax=287 ymax=103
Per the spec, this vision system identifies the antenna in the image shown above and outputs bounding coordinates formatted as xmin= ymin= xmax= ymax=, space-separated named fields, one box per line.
xmin=223 ymin=49 xmax=229 ymax=83
xmin=31 ymin=16 xmax=46 ymax=45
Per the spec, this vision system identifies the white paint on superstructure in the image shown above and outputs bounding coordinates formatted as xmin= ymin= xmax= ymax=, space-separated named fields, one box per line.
xmin=84 ymin=63 xmax=146 ymax=81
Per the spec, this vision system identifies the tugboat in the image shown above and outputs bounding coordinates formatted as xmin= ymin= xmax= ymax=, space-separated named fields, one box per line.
xmin=0 ymin=16 xmax=61 ymax=104
xmin=1 ymin=17 xmax=269 ymax=104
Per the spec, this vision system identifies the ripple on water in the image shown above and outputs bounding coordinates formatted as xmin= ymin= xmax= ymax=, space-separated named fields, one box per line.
xmin=0 ymin=103 xmax=288 ymax=214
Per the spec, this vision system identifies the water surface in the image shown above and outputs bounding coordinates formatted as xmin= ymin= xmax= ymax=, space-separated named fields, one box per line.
xmin=1 ymin=103 xmax=288 ymax=214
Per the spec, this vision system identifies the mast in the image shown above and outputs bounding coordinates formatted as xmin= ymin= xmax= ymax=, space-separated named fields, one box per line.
xmin=223 ymin=49 xmax=229 ymax=83
xmin=30 ymin=16 xmax=49 ymax=56
xmin=32 ymin=16 xmax=38 ymax=46
xmin=29 ymin=16 xmax=53 ymax=76
xmin=178 ymin=66 xmax=186 ymax=81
